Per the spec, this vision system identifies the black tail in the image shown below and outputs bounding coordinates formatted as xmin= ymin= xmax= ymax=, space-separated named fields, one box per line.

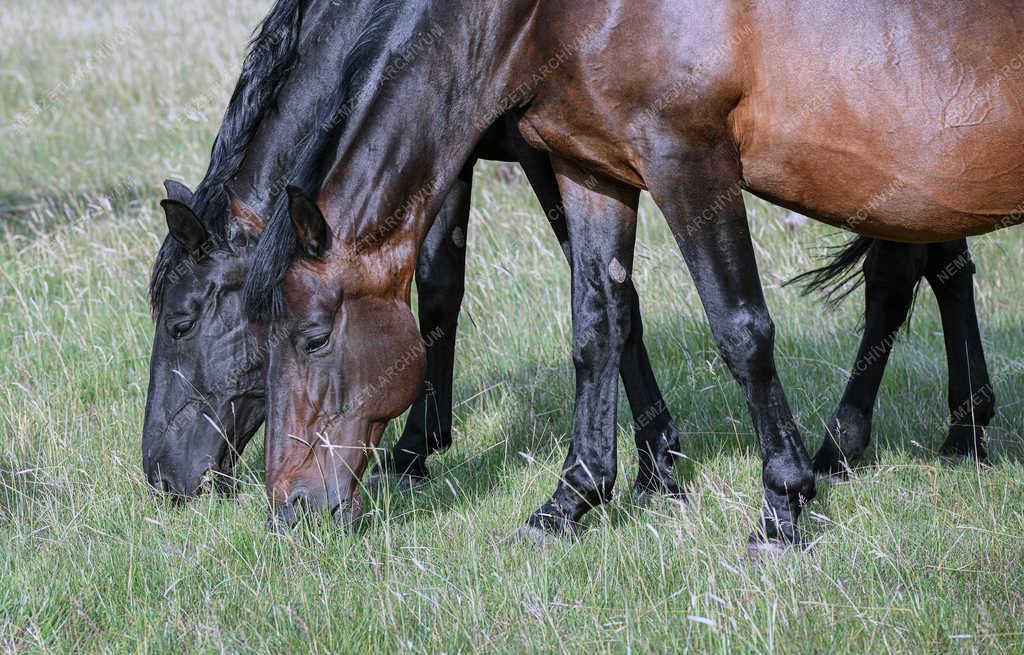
xmin=786 ymin=236 xmax=875 ymax=306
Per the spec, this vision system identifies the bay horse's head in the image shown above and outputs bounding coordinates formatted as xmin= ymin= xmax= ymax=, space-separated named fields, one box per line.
xmin=142 ymin=180 xmax=268 ymax=498
xmin=247 ymin=187 xmax=426 ymax=530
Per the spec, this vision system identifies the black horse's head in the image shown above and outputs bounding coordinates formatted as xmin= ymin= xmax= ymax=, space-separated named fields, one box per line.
xmin=142 ymin=180 xmax=268 ymax=498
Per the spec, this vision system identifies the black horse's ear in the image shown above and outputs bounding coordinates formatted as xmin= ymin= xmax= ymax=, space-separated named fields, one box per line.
xmin=161 ymin=199 xmax=208 ymax=253
xmin=163 ymin=179 xmax=194 ymax=205
xmin=287 ymin=186 xmax=331 ymax=259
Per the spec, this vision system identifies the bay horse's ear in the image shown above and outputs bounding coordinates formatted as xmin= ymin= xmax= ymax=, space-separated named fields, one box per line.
xmin=161 ymin=199 xmax=208 ymax=253
xmin=286 ymin=186 xmax=331 ymax=259
xmin=163 ymin=179 xmax=194 ymax=205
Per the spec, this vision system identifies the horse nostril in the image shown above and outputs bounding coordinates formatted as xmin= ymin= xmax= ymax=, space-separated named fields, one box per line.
xmin=267 ymin=497 xmax=302 ymax=534
xmin=331 ymin=499 xmax=362 ymax=530
xmin=147 ymin=473 xmax=172 ymax=495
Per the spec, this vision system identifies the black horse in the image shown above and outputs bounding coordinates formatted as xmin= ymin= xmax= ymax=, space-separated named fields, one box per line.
xmin=797 ymin=237 xmax=993 ymax=476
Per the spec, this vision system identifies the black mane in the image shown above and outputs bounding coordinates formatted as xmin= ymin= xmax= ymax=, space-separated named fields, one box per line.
xmin=243 ymin=0 xmax=405 ymax=323
xmin=149 ymin=0 xmax=307 ymax=312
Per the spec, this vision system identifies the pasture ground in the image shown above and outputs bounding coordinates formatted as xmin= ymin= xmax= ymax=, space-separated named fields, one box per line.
xmin=2 ymin=1 xmax=1023 ymax=652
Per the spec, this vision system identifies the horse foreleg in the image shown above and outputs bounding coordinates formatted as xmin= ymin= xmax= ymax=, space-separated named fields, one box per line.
xmin=813 ymin=241 xmax=927 ymax=477
xmin=517 ymin=159 xmax=638 ymax=542
xmin=924 ymin=239 xmax=995 ymax=465
xmin=515 ymin=136 xmax=681 ymax=501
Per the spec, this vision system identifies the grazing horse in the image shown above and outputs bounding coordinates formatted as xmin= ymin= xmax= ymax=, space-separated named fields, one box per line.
xmin=142 ymin=0 xmax=679 ymax=498
xmin=243 ymin=0 xmax=1024 ymax=547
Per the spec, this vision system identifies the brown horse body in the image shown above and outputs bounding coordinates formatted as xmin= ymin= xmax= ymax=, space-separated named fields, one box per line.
xmin=248 ymin=0 xmax=1023 ymax=543
xmin=521 ymin=1 xmax=1024 ymax=241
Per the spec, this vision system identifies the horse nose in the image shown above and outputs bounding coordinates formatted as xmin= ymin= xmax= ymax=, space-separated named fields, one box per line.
xmin=146 ymin=472 xmax=173 ymax=495
xmin=267 ymin=489 xmax=358 ymax=533
xmin=146 ymin=464 xmax=203 ymax=499
xmin=266 ymin=493 xmax=308 ymax=534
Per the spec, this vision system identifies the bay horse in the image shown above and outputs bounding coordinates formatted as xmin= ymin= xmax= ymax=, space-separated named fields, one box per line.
xmin=243 ymin=0 xmax=1022 ymax=548
xmin=142 ymin=0 xmax=680 ymax=499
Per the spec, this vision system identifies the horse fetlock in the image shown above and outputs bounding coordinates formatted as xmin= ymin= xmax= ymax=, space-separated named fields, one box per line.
xmin=429 ymin=428 xmax=453 ymax=453
xmin=367 ymin=450 xmax=431 ymax=492
xmin=765 ymin=460 xmax=816 ymax=506
xmin=813 ymin=405 xmax=872 ymax=477
xmin=526 ymin=498 xmax=583 ymax=537
xmin=940 ymin=424 xmax=990 ymax=466
xmin=633 ymin=424 xmax=683 ymax=498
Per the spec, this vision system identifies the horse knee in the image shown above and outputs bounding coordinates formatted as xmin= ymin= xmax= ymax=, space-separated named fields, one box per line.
xmin=715 ymin=308 xmax=775 ymax=383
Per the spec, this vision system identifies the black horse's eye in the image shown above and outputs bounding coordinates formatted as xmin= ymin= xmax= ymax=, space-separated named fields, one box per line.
xmin=171 ymin=319 xmax=196 ymax=339
xmin=305 ymin=334 xmax=330 ymax=354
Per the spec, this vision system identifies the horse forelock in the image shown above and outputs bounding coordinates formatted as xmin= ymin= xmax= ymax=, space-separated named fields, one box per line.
xmin=149 ymin=0 xmax=309 ymax=314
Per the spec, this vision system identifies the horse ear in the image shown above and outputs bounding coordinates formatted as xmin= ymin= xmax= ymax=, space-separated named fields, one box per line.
xmin=226 ymin=188 xmax=266 ymax=246
xmin=161 ymin=199 xmax=208 ymax=253
xmin=286 ymin=186 xmax=331 ymax=259
xmin=163 ymin=179 xmax=194 ymax=205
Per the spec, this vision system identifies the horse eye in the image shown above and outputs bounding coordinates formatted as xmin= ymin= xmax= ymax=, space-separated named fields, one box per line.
xmin=172 ymin=319 xmax=196 ymax=339
xmin=305 ymin=334 xmax=330 ymax=354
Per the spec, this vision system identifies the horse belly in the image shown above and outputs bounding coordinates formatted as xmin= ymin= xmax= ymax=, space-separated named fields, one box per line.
xmin=732 ymin=0 xmax=1024 ymax=242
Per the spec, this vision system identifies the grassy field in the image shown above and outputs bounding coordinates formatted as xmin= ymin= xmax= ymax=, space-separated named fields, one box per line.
xmin=2 ymin=1 xmax=1023 ymax=652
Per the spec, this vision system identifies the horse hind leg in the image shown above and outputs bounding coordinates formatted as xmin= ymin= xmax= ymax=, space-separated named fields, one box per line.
xmin=813 ymin=241 xmax=928 ymax=478
xmin=619 ymin=282 xmax=683 ymax=500
xmin=923 ymin=239 xmax=994 ymax=466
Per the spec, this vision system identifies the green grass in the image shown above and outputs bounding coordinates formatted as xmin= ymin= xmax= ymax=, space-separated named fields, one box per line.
xmin=2 ymin=1 xmax=1023 ymax=652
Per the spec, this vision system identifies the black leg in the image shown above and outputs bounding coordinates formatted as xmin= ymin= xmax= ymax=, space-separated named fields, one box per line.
xmin=813 ymin=242 xmax=928 ymax=477
xmin=520 ymin=159 xmax=639 ymax=540
xmin=514 ymin=137 xmax=681 ymax=500
xmin=649 ymin=144 xmax=814 ymax=547
xmin=379 ymin=164 xmax=474 ymax=486
xmin=924 ymin=239 xmax=995 ymax=465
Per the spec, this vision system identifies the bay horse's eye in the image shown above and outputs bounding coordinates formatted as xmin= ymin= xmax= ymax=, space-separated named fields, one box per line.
xmin=305 ymin=334 xmax=330 ymax=354
xmin=171 ymin=319 xmax=196 ymax=339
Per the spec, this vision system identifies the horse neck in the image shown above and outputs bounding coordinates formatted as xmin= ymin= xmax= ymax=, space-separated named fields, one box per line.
xmin=226 ymin=0 xmax=383 ymax=221
xmin=316 ymin=0 xmax=542 ymax=256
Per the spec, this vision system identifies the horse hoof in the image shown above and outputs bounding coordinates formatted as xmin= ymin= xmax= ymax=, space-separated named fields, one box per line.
xmin=396 ymin=472 xmax=431 ymax=492
xmin=511 ymin=525 xmax=553 ymax=549
xmin=630 ymin=479 xmax=686 ymax=505
xmin=746 ymin=539 xmax=791 ymax=562
xmin=746 ymin=530 xmax=808 ymax=562
xmin=939 ymin=451 xmax=992 ymax=470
